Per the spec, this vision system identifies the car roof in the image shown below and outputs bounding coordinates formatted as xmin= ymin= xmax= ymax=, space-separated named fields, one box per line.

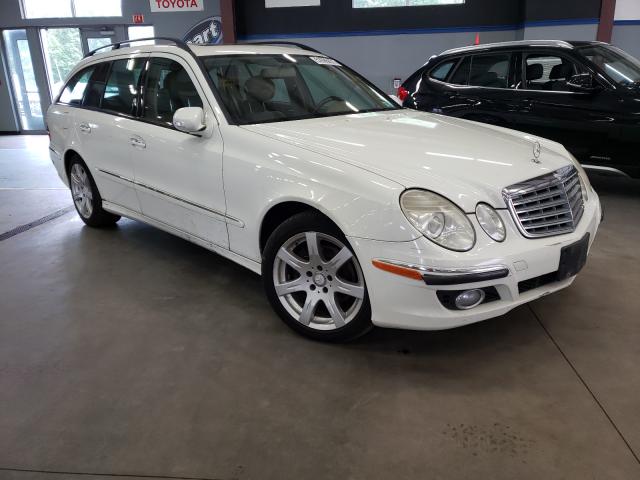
xmin=83 ymin=43 xmax=317 ymax=63
xmin=439 ymin=40 xmax=607 ymax=57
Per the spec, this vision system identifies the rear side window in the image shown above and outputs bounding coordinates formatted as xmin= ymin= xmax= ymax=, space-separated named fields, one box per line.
xmin=449 ymin=56 xmax=471 ymax=85
xmin=142 ymin=57 xmax=203 ymax=127
xmin=429 ymin=60 xmax=457 ymax=81
xmin=101 ymin=58 xmax=145 ymax=115
xmin=83 ymin=62 xmax=110 ymax=109
xmin=59 ymin=67 xmax=94 ymax=105
xmin=469 ymin=54 xmax=510 ymax=88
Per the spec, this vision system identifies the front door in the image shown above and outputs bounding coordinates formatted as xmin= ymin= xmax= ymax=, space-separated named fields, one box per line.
xmin=129 ymin=53 xmax=228 ymax=249
xmin=516 ymin=51 xmax=618 ymax=163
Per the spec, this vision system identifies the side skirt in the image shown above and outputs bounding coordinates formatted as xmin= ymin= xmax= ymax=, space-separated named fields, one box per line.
xmin=102 ymin=200 xmax=262 ymax=275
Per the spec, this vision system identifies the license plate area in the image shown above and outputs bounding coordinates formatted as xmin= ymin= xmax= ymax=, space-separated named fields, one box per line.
xmin=557 ymin=233 xmax=590 ymax=280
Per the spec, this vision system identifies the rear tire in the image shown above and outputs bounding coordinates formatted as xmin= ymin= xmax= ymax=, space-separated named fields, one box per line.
xmin=68 ymin=156 xmax=120 ymax=228
xmin=262 ymin=211 xmax=373 ymax=342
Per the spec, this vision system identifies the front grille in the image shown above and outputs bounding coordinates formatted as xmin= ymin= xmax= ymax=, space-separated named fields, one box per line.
xmin=503 ymin=165 xmax=584 ymax=238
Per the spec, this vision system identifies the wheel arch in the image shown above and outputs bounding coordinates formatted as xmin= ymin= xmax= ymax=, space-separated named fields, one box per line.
xmin=63 ymin=149 xmax=82 ymax=176
xmin=258 ymin=200 xmax=343 ymax=254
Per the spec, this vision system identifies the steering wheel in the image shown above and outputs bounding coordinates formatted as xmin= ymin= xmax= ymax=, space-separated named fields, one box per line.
xmin=312 ymin=96 xmax=345 ymax=114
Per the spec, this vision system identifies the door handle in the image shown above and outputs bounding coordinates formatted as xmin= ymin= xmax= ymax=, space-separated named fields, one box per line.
xmin=521 ymin=98 xmax=534 ymax=112
xmin=129 ymin=136 xmax=146 ymax=149
xmin=78 ymin=123 xmax=91 ymax=133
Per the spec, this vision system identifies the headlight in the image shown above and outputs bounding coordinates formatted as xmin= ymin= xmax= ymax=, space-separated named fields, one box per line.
xmin=567 ymin=152 xmax=591 ymax=202
xmin=400 ymin=189 xmax=475 ymax=251
xmin=475 ymin=203 xmax=506 ymax=242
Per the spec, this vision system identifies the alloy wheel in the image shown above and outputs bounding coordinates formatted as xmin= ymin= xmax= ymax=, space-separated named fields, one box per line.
xmin=70 ymin=163 xmax=93 ymax=219
xmin=273 ymin=231 xmax=365 ymax=330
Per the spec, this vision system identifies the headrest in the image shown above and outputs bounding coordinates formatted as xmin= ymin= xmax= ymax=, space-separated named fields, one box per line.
xmin=260 ymin=66 xmax=296 ymax=79
xmin=245 ymin=76 xmax=275 ymax=103
xmin=526 ymin=63 xmax=544 ymax=81
xmin=549 ymin=63 xmax=572 ymax=80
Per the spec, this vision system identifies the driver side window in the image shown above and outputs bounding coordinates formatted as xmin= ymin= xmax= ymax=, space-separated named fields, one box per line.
xmin=524 ymin=54 xmax=586 ymax=91
xmin=143 ymin=57 xmax=203 ymax=128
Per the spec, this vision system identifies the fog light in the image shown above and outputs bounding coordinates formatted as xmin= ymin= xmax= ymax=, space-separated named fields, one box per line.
xmin=455 ymin=289 xmax=485 ymax=310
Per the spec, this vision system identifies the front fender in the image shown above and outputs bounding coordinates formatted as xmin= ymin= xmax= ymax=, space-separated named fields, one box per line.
xmin=222 ymin=127 xmax=420 ymax=263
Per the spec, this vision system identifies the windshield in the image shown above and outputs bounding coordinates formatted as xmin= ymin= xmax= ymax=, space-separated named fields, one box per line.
xmin=578 ymin=44 xmax=640 ymax=87
xmin=203 ymin=54 xmax=399 ymax=125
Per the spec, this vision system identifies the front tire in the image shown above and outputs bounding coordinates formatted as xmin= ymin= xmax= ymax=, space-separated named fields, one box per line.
xmin=262 ymin=211 xmax=373 ymax=342
xmin=68 ymin=156 xmax=120 ymax=227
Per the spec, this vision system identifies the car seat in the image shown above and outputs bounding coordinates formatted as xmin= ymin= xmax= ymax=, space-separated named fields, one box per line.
xmin=547 ymin=62 xmax=575 ymax=91
xmin=526 ymin=63 xmax=544 ymax=89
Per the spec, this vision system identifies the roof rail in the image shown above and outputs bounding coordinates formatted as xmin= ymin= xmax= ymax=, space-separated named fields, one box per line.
xmin=244 ymin=41 xmax=322 ymax=54
xmin=85 ymin=36 xmax=192 ymax=58
xmin=440 ymin=39 xmax=574 ymax=56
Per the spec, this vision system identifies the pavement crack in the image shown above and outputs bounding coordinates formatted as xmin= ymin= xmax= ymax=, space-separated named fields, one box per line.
xmin=0 ymin=466 xmax=231 ymax=480
xmin=529 ymin=304 xmax=640 ymax=466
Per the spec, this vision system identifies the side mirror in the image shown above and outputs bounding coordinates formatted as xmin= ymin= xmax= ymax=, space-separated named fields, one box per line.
xmin=566 ymin=73 xmax=602 ymax=94
xmin=173 ymin=107 xmax=206 ymax=134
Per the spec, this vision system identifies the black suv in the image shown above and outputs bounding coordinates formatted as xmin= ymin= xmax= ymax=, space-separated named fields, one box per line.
xmin=400 ymin=40 xmax=640 ymax=178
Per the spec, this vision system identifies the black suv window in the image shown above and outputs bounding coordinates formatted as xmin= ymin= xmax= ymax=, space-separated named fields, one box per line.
xmin=429 ymin=60 xmax=457 ymax=81
xmin=143 ymin=57 xmax=203 ymax=127
xmin=101 ymin=58 xmax=145 ymax=115
xmin=469 ymin=54 xmax=510 ymax=88
xmin=449 ymin=56 xmax=471 ymax=85
xmin=524 ymin=53 xmax=584 ymax=91
xmin=59 ymin=66 xmax=94 ymax=105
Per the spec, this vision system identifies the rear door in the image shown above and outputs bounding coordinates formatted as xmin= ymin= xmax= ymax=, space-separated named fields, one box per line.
xmin=72 ymin=55 xmax=147 ymax=212
xmin=516 ymin=50 xmax=618 ymax=162
xmin=425 ymin=52 xmax=523 ymax=128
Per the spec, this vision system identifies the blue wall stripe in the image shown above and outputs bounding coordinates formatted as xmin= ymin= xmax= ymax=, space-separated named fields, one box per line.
xmin=523 ymin=17 xmax=599 ymax=27
xmin=614 ymin=20 xmax=640 ymax=26
xmin=238 ymin=18 xmax=600 ymax=41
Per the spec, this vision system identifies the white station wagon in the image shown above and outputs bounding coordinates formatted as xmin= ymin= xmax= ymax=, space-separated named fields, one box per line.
xmin=47 ymin=39 xmax=602 ymax=341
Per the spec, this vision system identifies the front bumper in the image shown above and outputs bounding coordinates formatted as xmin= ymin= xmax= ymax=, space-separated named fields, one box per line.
xmin=348 ymin=190 xmax=601 ymax=330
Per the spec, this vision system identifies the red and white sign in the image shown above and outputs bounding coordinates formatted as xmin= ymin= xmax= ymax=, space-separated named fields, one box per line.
xmin=150 ymin=0 xmax=204 ymax=12
xmin=132 ymin=14 xmax=145 ymax=24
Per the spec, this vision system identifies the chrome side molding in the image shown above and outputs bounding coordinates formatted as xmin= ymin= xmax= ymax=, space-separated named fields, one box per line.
xmin=96 ymin=168 xmax=244 ymax=227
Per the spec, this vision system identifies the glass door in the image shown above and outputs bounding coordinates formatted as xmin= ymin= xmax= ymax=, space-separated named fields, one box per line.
xmin=81 ymin=28 xmax=117 ymax=55
xmin=2 ymin=29 xmax=45 ymax=131
xmin=40 ymin=28 xmax=84 ymax=100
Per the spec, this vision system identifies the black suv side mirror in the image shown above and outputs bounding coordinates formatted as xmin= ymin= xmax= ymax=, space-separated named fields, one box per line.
xmin=566 ymin=73 xmax=602 ymax=94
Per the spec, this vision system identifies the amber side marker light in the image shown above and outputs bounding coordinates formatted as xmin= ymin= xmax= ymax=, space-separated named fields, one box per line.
xmin=372 ymin=259 xmax=423 ymax=281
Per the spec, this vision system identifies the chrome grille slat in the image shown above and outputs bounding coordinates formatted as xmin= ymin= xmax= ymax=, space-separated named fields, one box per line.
xmin=515 ymin=198 xmax=571 ymax=213
xmin=522 ymin=218 xmax=573 ymax=228
xmin=519 ymin=207 xmax=571 ymax=221
xmin=503 ymin=165 xmax=585 ymax=238
xmin=511 ymin=189 xmax=563 ymax=205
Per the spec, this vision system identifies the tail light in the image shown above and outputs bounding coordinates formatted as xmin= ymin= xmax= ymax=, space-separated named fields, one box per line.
xmin=397 ymin=86 xmax=409 ymax=102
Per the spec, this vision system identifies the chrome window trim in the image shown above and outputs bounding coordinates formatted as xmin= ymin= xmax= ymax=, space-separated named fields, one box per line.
xmin=97 ymin=168 xmax=244 ymax=227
